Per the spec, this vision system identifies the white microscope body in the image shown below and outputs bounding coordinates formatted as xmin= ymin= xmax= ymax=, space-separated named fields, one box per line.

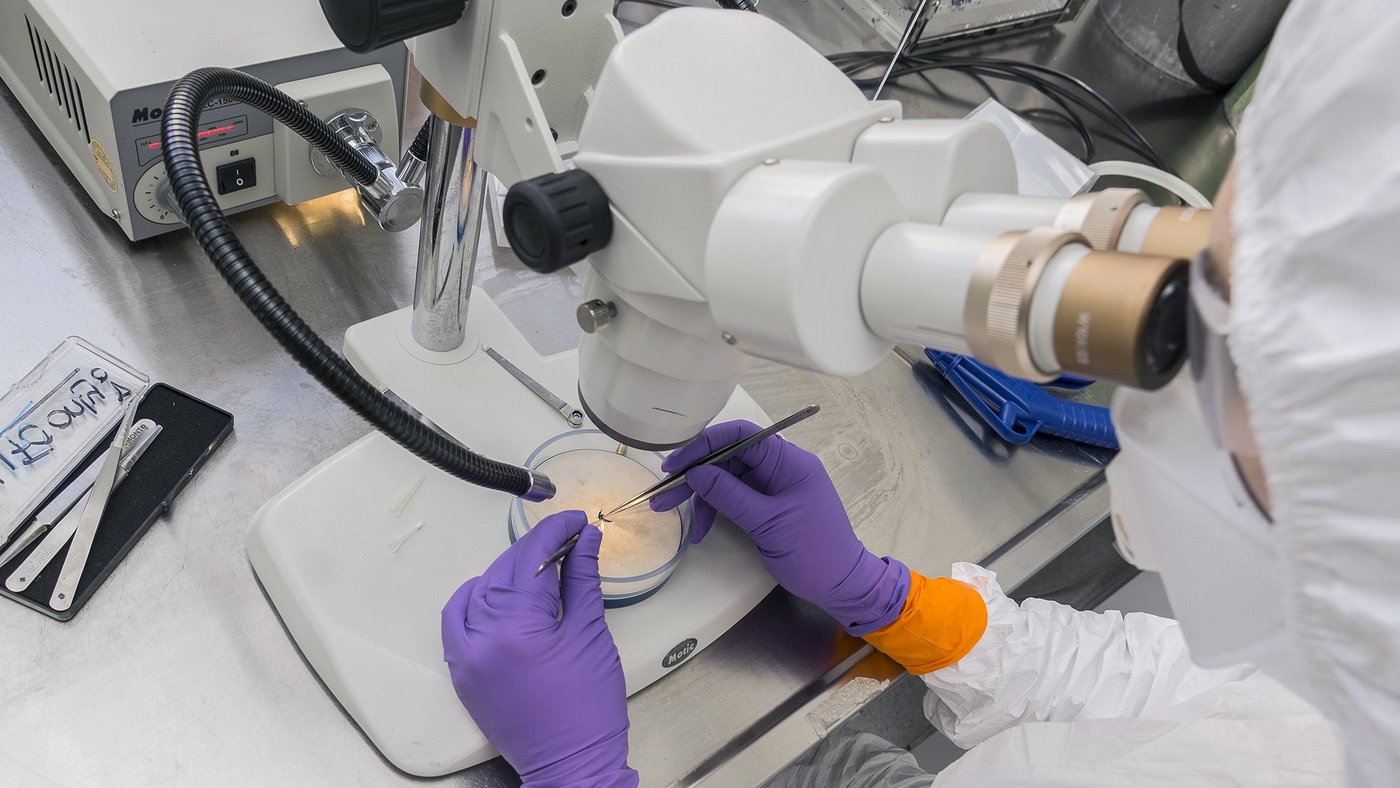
xmin=569 ymin=10 xmax=1017 ymax=448
xmin=551 ymin=10 xmax=1192 ymax=450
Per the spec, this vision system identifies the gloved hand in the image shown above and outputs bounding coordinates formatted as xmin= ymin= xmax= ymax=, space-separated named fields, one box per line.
xmin=441 ymin=511 xmax=638 ymax=788
xmin=651 ymin=421 xmax=909 ymax=635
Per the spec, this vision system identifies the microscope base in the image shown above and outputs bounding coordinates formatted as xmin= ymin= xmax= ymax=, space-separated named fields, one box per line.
xmin=247 ymin=294 xmax=775 ymax=777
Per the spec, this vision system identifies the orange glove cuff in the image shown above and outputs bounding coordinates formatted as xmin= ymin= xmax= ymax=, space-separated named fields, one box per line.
xmin=860 ymin=572 xmax=988 ymax=675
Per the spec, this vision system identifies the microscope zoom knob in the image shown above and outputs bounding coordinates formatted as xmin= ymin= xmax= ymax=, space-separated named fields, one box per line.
xmin=503 ymin=170 xmax=613 ymax=274
xmin=319 ymin=0 xmax=467 ymax=53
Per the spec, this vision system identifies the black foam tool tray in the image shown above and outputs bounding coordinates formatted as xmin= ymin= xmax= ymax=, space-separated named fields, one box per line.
xmin=0 ymin=383 xmax=232 ymax=620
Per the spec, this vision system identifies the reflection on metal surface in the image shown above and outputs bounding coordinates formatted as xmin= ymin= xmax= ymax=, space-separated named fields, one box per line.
xmin=411 ymin=116 xmax=485 ymax=351
xmin=324 ymin=109 xmax=425 ymax=233
xmin=271 ymin=190 xmax=366 ymax=249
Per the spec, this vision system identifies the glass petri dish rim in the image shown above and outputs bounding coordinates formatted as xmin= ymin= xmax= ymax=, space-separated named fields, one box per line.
xmin=511 ymin=429 xmax=693 ymax=585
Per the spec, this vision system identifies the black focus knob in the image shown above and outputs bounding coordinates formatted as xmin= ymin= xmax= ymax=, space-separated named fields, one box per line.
xmin=319 ymin=0 xmax=467 ymax=53
xmin=504 ymin=170 xmax=613 ymax=274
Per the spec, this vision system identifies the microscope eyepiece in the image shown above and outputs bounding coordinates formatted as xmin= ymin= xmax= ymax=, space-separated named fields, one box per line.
xmin=940 ymin=228 xmax=1188 ymax=390
xmin=1141 ymin=267 xmax=1190 ymax=382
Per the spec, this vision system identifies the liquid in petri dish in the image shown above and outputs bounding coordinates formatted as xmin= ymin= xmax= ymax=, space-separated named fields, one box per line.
xmin=521 ymin=449 xmax=682 ymax=578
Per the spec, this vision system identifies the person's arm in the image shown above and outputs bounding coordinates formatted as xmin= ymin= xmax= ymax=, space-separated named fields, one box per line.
xmin=914 ymin=563 xmax=1255 ymax=748
xmin=659 ymin=421 xmax=1256 ymax=753
xmin=650 ymin=420 xmax=925 ymax=638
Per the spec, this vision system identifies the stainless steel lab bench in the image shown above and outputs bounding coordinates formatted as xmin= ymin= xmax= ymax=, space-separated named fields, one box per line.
xmin=0 ymin=1 xmax=1232 ymax=784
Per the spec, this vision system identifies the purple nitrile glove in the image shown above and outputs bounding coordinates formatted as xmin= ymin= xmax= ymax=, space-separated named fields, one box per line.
xmin=441 ymin=510 xmax=638 ymax=788
xmin=651 ymin=421 xmax=910 ymax=636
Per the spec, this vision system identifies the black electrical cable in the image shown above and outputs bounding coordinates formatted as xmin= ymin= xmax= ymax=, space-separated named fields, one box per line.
xmin=613 ymin=0 xmax=742 ymax=11
xmin=936 ymin=58 xmax=1168 ymax=170
xmin=1031 ymin=111 xmax=1156 ymax=163
xmin=933 ymin=62 xmax=1096 ymax=161
xmin=161 ymin=67 xmax=536 ymax=497
xmin=874 ymin=57 xmax=1150 ymax=162
xmin=1021 ymin=107 xmax=1097 ymax=160
xmin=859 ymin=58 xmax=1101 ymax=162
xmin=829 ymin=48 xmax=1174 ymax=172
xmin=616 ymin=0 xmax=686 ymax=9
xmin=927 ymin=55 xmax=1172 ymax=169
xmin=840 ymin=49 xmax=1170 ymax=167
xmin=614 ymin=0 xmax=686 ymax=9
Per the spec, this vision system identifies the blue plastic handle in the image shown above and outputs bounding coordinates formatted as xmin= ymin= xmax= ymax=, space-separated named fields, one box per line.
xmin=925 ymin=350 xmax=1118 ymax=450
xmin=926 ymin=350 xmax=1039 ymax=445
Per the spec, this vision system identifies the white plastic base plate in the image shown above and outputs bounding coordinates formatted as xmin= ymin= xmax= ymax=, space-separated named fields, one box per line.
xmin=247 ymin=295 xmax=775 ymax=777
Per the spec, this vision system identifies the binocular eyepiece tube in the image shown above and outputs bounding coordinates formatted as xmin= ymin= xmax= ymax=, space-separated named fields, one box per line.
xmin=863 ymin=225 xmax=1189 ymax=390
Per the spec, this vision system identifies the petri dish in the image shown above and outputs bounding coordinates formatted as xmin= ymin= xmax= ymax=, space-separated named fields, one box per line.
xmin=510 ymin=430 xmax=692 ymax=607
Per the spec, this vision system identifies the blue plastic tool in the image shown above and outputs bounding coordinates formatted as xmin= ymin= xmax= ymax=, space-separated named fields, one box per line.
xmin=924 ymin=350 xmax=1118 ymax=449
xmin=1046 ymin=373 xmax=1095 ymax=390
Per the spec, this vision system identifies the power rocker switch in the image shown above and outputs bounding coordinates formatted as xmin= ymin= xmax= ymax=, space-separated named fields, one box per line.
xmin=216 ymin=159 xmax=257 ymax=195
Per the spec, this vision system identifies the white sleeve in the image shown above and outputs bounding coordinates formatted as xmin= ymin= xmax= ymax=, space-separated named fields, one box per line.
xmin=921 ymin=563 xmax=1257 ymax=749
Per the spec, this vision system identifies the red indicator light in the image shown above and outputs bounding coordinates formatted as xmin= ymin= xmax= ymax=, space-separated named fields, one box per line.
xmin=144 ymin=124 xmax=240 ymax=151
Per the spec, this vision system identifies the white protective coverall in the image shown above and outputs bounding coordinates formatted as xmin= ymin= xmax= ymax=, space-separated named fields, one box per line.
xmin=769 ymin=565 xmax=1340 ymax=787
xmin=771 ymin=0 xmax=1400 ymax=783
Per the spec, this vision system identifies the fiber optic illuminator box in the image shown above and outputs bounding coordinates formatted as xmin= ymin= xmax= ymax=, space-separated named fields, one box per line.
xmin=0 ymin=0 xmax=408 ymax=240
